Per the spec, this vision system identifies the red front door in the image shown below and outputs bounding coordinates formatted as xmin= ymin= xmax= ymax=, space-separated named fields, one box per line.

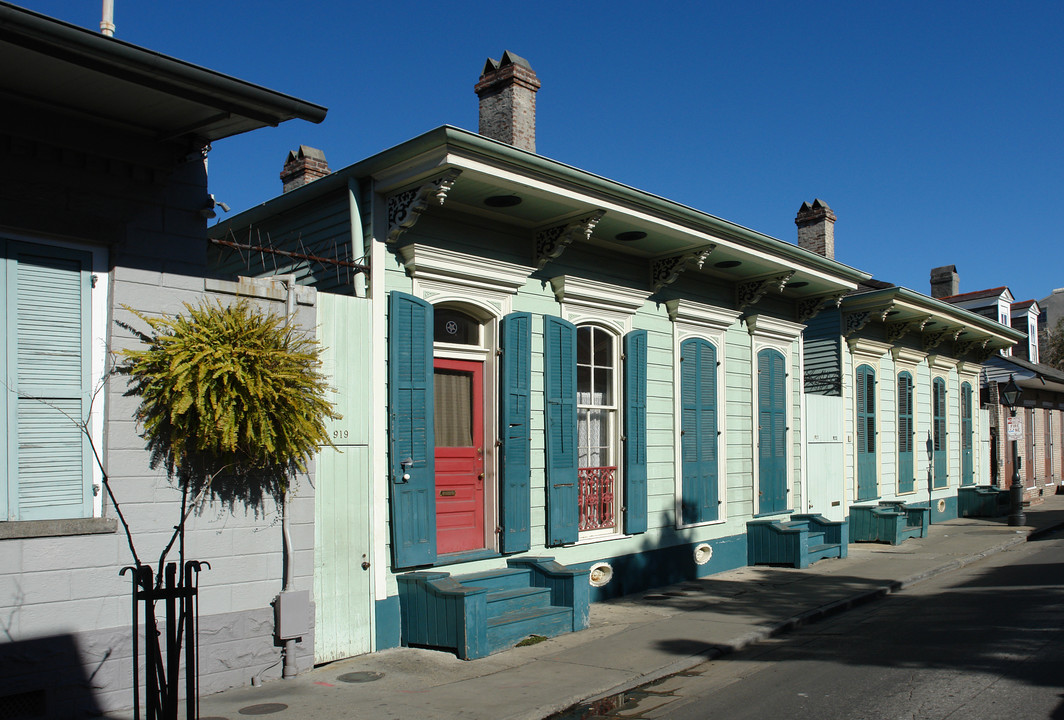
xmin=434 ymin=358 xmax=485 ymax=554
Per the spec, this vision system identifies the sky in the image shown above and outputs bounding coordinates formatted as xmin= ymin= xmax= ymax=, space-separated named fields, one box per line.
xmin=24 ymin=1 xmax=1064 ymax=304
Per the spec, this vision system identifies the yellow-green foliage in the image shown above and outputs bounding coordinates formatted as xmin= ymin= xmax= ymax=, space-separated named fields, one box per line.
xmin=121 ymin=300 xmax=339 ymax=505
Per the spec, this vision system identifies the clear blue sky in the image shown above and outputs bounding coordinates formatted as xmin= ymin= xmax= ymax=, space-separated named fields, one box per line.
xmin=27 ymin=1 xmax=1064 ymax=303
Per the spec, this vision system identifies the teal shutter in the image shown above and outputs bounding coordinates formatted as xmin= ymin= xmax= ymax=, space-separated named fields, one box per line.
xmin=933 ymin=378 xmax=947 ymax=488
xmin=680 ymin=339 xmax=718 ymax=524
xmin=855 ymin=365 xmax=877 ymax=501
xmin=543 ymin=315 xmax=578 ymax=546
xmin=388 ymin=291 xmax=436 ymax=568
xmin=898 ymin=372 xmax=915 ymax=493
xmin=961 ymin=382 xmax=974 ymax=486
xmin=499 ymin=312 xmax=532 ymax=553
xmin=6 ymin=242 xmax=93 ymax=521
xmin=623 ymin=329 xmax=647 ymax=534
xmin=757 ymin=349 xmax=787 ymax=514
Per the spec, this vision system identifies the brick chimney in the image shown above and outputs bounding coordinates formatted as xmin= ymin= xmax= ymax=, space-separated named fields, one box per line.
xmin=474 ymin=51 xmax=541 ymax=153
xmin=930 ymin=265 xmax=959 ymax=298
xmin=795 ymin=199 xmax=836 ymax=260
xmin=281 ymin=145 xmax=330 ymax=193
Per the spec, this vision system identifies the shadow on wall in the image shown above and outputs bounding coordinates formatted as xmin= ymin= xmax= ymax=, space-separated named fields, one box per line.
xmin=0 ymin=634 xmax=105 ymax=718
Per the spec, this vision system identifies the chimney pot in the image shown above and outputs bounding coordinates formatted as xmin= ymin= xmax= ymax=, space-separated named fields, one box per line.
xmin=281 ymin=145 xmax=330 ymax=193
xmin=929 ymin=265 xmax=960 ymax=298
xmin=795 ymin=199 xmax=836 ymax=260
xmin=475 ymin=50 xmax=541 ymax=153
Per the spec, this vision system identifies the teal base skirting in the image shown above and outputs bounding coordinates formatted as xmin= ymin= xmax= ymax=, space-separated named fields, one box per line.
xmin=579 ymin=533 xmax=747 ymax=603
xmin=908 ymin=495 xmax=958 ymax=524
xmin=375 ymin=596 xmax=401 ymax=650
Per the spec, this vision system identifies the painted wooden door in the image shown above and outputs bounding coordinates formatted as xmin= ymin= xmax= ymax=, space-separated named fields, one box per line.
xmin=897 ymin=372 xmax=915 ymax=493
xmin=855 ymin=365 xmax=877 ymax=500
xmin=961 ymin=382 xmax=974 ymax=486
xmin=932 ymin=378 xmax=947 ymax=488
xmin=680 ymin=338 xmax=718 ymax=525
xmin=434 ymin=358 xmax=485 ymax=555
xmin=315 ymin=293 xmax=374 ymax=661
xmin=757 ymin=349 xmax=787 ymax=514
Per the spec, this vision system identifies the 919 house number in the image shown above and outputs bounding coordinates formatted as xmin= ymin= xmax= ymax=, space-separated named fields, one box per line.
xmin=333 ymin=429 xmax=349 ymax=440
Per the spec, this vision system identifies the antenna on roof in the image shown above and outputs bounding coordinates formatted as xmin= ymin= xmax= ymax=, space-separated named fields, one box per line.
xmin=100 ymin=0 xmax=115 ymax=37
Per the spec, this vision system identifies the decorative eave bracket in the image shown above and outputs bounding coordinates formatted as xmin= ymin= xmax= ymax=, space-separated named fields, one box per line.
xmin=922 ymin=325 xmax=963 ymax=350
xmin=955 ymin=337 xmax=991 ymax=357
xmin=736 ymin=271 xmax=795 ymax=312
xmin=534 ymin=210 xmax=606 ymax=269
xmin=885 ymin=315 xmax=933 ymax=343
xmin=843 ymin=302 xmax=895 ymax=338
xmin=795 ymin=292 xmax=845 ymax=323
xmin=651 ymin=245 xmax=715 ymax=292
xmin=387 ymin=169 xmax=463 ymax=243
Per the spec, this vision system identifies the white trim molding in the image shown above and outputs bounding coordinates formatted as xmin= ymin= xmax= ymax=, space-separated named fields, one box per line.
xmin=552 ymin=276 xmax=648 ymax=331
xmin=890 ymin=346 xmax=928 ymax=369
xmin=848 ymin=337 xmax=893 ymax=366
xmin=398 ymin=243 xmax=533 ymax=297
xmin=666 ymin=299 xmax=741 ymax=333
xmin=745 ymin=313 xmax=805 ymax=343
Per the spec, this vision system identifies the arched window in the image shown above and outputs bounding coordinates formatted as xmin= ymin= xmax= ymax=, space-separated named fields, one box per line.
xmin=577 ymin=324 xmax=619 ymax=533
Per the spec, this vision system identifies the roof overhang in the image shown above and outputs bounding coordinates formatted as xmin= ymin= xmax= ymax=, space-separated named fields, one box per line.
xmin=841 ymin=286 xmax=1026 ymax=352
xmin=983 ymin=355 xmax=1064 ymax=395
xmin=215 ymin=126 xmax=870 ymax=302
xmin=0 ymin=2 xmax=326 ymax=160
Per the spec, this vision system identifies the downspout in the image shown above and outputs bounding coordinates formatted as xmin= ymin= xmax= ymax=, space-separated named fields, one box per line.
xmin=281 ymin=274 xmax=298 ymax=678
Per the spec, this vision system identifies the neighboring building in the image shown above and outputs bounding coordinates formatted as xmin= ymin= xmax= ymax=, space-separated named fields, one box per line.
xmin=211 ymin=52 xmax=873 ymax=664
xmin=0 ymin=4 xmax=325 ymax=715
xmin=936 ymin=272 xmax=1064 ymax=501
xmin=801 ymin=218 xmax=1022 ymax=524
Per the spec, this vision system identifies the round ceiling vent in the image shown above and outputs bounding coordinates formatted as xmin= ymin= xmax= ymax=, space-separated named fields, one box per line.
xmin=693 ymin=543 xmax=713 ymax=565
xmin=589 ymin=562 xmax=614 ymax=587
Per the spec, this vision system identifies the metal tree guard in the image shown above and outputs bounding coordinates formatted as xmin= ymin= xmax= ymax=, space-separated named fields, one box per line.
xmin=121 ymin=561 xmax=209 ymax=720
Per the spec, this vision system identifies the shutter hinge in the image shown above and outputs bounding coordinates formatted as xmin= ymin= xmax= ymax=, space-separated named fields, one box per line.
xmin=496 ymin=349 xmax=504 ymax=357
xmin=495 ymin=439 xmax=503 ymax=448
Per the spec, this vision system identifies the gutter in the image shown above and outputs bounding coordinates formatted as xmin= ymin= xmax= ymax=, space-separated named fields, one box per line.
xmin=0 ymin=2 xmax=327 ymax=131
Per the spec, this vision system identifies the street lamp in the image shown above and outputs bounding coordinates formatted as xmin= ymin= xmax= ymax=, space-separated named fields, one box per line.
xmin=999 ymin=374 xmax=1025 ymax=526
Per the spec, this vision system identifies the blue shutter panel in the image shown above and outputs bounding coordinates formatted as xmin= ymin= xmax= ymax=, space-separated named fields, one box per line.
xmin=680 ymin=339 xmax=719 ymax=525
xmin=898 ymin=373 xmax=915 ymax=493
xmin=758 ymin=349 xmax=787 ymax=514
xmin=623 ymin=329 xmax=647 ymax=534
xmin=543 ymin=315 xmax=578 ymax=546
xmin=8 ymin=243 xmax=93 ymax=521
xmin=388 ymin=291 xmax=436 ymax=568
xmin=499 ymin=312 xmax=532 ymax=553
xmin=961 ymin=382 xmax=974 ymax=486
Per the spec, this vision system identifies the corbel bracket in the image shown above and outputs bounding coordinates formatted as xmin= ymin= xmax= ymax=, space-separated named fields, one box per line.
xmin=956 ymin=337 xmax=990 ymax=356
xmin=534 ymin=210 xmax=605 ymax=269
xmin=387 ymin=169 xmax=462 ymax=243
xmin=843 ymin=303 xmax=894 ymax=338
xmin=796 ymin=291 xmax=845 ymax=323
xmin=922 ymin=325 xmax=962 ymax=350
xmin=736 ymin=271 xmax=795 ymax=312
xmin=651 ymin=245 xmax=715 ymax=292
xmin=886 ymin=315 xmax=933 ymax=343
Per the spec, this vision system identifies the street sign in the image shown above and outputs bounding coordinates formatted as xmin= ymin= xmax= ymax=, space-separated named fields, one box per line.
xmin=1006 ymin=416 xmax=1023 ymax=440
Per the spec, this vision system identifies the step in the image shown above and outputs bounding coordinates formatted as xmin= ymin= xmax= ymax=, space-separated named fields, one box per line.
xmin=454 ymin=568 xmax=532 ymax=592
xmin=808 ymin=543 xmax=842 ymax=561
xmin=486 ymin=605 xmax=573 ymax=652
xmin=807 ymin=532 xmax=825 ymax=546
xmin=486 ymin=586 xmax=553 ymax=616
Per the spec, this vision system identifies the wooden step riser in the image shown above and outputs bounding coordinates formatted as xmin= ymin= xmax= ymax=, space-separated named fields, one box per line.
xmin=453 ymin=569 xmax=533 ymax=592
xmin=486 ymin=589 xmax=553 ymax=616
xmin=487 ymin=609 xmax=573 ymax=652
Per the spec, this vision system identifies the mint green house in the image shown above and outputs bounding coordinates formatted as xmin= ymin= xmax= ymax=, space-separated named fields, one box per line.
xmin=795 ymin=204 xmax=1023 ymax=529
xmin=212 ymin=54 xmax=871 ymax=662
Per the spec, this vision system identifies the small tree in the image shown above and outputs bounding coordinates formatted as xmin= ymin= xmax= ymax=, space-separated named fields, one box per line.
xmin=1043 ymin=317 xmax=1064 ymax=372
xmin=118 ymin=299 xmax=339 ymax=719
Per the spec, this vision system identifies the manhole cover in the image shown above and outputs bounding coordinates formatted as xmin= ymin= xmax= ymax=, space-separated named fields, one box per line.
xmin=238 ymin=703 xmax=288 ymax=715
xmin=337 ymin=671 xmax=384 ymax=684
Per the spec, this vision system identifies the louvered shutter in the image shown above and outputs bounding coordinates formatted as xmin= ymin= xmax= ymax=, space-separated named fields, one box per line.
xmin=961 ymin=382 xmax=973 ymax=486
xmin=855 ymin=365 xmax=877 ymax=500
xmin=932 ymin=378 xmax=947 ymax=489
xmin=388 ymin=291 xmax=436 ymax=568
xmin=623 ymin=329 xmax=647 ymax=534
xmin=7 ymin=242 xmax=92 ymax=521
xmin=898 ymin=372 xmax=915 ymax=493
xmin=499 ymin=312 xmax=531 ymax=552
xmin=680 ymin=338 xmax=719 ymax=525
xmin=757 ymin=349 xmax=787 ymax=514
xmin=543 ymin=315 xmax=578 ymax=546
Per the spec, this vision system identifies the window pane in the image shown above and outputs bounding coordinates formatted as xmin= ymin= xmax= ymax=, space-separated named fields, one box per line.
xmin=593 ymin=328 xmax=612 ymax=366
xmin=577 ymin=365 xmax=591 ymax=401
xmin=594 ymin=368 xmax=612 ymax=404
xmin=577 ymin=325 xmax=592 ymax=364
xmin=434 ymin=369 xmax=473 ymax=446
xmin=434 ymin=308 xmax=479 ymax=345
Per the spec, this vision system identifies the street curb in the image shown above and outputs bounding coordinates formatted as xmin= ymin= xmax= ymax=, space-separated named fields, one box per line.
xmin=543 ymin=529 xmax=1047 ymax=720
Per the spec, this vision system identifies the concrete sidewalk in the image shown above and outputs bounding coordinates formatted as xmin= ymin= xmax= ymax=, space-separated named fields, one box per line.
xmin=183 ymin=493 xmax=1064 ymax=720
